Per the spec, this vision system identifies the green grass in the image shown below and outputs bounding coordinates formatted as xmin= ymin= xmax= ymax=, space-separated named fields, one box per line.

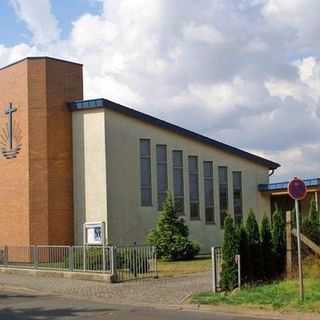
xmin=158 ymin=257 xmax=211 ymax=277
xmin=192 ymin=278 xmax=320 ymax=312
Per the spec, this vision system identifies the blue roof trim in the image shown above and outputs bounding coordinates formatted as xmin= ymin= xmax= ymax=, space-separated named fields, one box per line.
xmin=69 ymin=98 xmax=280 ymax=170
xmin=259 ymin=178 xmax=320 ymax=192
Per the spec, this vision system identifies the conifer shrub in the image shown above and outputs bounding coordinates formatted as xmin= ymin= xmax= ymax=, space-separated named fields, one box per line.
xmin=308 ymin=199 xmax=320 ymax=244
xmin=272 ymin=208 xmax=286 ymax=276
xmin=260 ymin=215 xmax=273 ymax=280
xmin=246 ymin=209 xmax=262 ymax=281
xmin=146 ymin=193 xmax=200 ymax=260
xmin=221 ymin=215 xmax=238 ymax=291
xmin=236 ymin=224 xmax=249 ymax=283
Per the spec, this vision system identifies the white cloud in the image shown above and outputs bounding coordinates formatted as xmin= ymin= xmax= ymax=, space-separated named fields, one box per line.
xmin=10 ymin=0 xmax=60 ymax=45
xmin=1 ymin=0 xmax=320 ymax=181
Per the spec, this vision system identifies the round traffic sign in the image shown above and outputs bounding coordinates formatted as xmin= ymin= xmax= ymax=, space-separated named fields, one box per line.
xmin=288 ymin=177 xmax=307 ymax=200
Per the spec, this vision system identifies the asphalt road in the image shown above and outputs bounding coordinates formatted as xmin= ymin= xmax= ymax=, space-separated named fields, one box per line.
xmin=0 ymin=288 xmax=272 ymax=320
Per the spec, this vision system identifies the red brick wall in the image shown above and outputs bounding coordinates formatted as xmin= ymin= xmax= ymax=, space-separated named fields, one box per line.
xmin=0 ymin=57 xmax=83 ymax=246
xmin=0 ymin=60 xmax=30 ymax=246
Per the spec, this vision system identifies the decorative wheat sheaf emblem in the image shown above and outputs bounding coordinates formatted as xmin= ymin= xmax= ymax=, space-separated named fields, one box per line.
xmin=0 ymin=103 xmax=22 ymax=159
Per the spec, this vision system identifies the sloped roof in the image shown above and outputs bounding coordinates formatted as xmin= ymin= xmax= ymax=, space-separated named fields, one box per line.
xmin=69 ymin=98 xmax=280 ymax=170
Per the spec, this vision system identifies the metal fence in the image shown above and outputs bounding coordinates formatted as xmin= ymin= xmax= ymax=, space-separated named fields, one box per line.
xmin=211 ymin=246 xmax=222 ymax=292
xmin=113 ymin=245 xmax=157 ymax=282
xmin=0 ymin=245 xmax=157 ymax=282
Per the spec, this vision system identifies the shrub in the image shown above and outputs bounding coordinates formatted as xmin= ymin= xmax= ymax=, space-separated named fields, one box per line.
xmin=146 ymin=192 xmax=200 ymax=260
xmin=260 ymin=215 xmax=273 ymax=280
xmin=236 ymin=224 xmax=249 ymax=283
xmin=308 ymin=200 xmax=320 ymax=244
xmin=272 ymin=208 xmax=286 ymax=276
xmin=246 ymin=209 xmax=262 ymax=281
xmin=221 ymin=215 xmax=238 ymax=291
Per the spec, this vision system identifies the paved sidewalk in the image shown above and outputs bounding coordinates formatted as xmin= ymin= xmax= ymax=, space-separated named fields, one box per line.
xmin=0 ymin=272 xmax=211 ymax=306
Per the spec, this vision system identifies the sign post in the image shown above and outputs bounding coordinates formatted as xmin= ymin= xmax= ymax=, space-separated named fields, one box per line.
xmin=288 ymin=177 xmax=307 ymax=302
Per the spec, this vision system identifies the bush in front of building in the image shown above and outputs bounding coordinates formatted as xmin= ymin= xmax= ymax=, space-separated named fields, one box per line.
xmin=302 ymin=200 xmax=320 ymax=245
xmin=272 ymin=207 xmax=286 ymax=277
xmin=221 ymin=215 xmax=238 ymax=291
xmin=246 ymin=209 xmax=262 ymax=281
xmin=146 ymin=192 xmax=200 ymax=261
xmin=236 ymin=224 xmax=249 ymax=283
xmin=260 ymin=215 xmax=273 ymax=280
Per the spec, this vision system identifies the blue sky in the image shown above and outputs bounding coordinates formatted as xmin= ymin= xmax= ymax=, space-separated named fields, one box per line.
xmin=0 ymin=0 xmax=319 ymax=182
xmin=0 ymin=0 xmax=102 ymax=45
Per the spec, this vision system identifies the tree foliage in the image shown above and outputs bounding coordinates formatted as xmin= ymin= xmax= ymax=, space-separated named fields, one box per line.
xmin=236 ymin=224 xmax=249 ymax=283
xmin=246 ymin=209 xmax=261 ymax=281
xmin=260 ymin=215 xmax=273 ymax=280
xmin=221 ymin=215 xmax=238 ymax=291
xmin=302 ymin=199 xmax=320 ymax=245
xmin=146 ymin=192 xmax=200 ymax=260
xmin=272 ymin=208 xmax=286 ymax=276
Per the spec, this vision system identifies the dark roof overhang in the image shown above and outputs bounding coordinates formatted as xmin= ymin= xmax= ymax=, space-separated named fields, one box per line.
xmin=69 ymin=98 xmax=280 ymax=170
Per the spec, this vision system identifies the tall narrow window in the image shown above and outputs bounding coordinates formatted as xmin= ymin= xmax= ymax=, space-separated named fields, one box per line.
xmin=189 ymin=156 xmax=200 ymax=220
xmin=204 ymin=161 xmax=215 ymax=224
xmin=140 ymin=139 xmax=152 ymax=206
xmin=172 ymin=150 xmax=184 ymax=215
xmin=156 ymin=145 xmax=168 ymax=210
xmin=219 ymin=166 xmax=228 ymax=227
xmin=233 ymin=171 xmax=243 ymax=225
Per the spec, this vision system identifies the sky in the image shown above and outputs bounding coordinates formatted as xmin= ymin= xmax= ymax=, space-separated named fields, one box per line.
xmin=0 ymin=0 xmax=319 ymax=182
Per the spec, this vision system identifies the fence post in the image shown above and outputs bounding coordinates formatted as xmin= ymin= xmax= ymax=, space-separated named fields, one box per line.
xmin=236 ymin=254 xmax=241 ymax=290
xmin=102 ymin=244 xmax=106 ymax=273
xmin=286 ymin=210 xmax=293 ymax=277
xmin=69 ymin=246 xmax=73 ymax=271
xmin=110 ymin=246 xmax=116 ymax=282
xmin=212 ymin=247 xmax=216 ymax=293
xmin=83 ymin=245 xmax=86 ymax=272
xmin=4 ymin=246 xmax=8 ymax=267
xmin=33 ymin=246 xmax=38 ymax=269
xmin=154 ymin=247 xmax=158 ymax=278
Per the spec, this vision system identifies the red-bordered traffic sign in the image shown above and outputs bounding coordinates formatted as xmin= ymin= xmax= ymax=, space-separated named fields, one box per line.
xmin=288 ymin=177 xmax=307 ymax=200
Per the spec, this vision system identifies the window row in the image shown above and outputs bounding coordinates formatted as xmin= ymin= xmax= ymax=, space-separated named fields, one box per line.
xmin=139 ymin=139 xmax=243 ymax=225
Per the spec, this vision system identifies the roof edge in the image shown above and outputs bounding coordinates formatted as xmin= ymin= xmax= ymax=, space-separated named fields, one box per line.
xmin=0 ymin=56 xmax=82 ymax=71
xmin=69 ymin=98 xmax=280 ymax=170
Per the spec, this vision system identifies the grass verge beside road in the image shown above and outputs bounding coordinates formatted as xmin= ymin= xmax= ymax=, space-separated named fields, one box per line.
xmin=192 ymin=278 xmax=320 ymax=313
xmin=157 ymin=257 xmax=211 ymax=277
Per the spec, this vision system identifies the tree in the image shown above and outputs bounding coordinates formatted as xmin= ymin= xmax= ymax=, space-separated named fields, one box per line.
xmin=309 ymin=199 xmax=320 ymax=244
xmin=236 ymin=224 xmax=249 ymax=283
xmin=301 ymin=200 xmax=320 ymax=245
xmin=272 ymin=208 xmax=285 ymax=277
xmin=260 ymin=215 xmax=273 ymax=280
xmin=221 ymin=215 xmax=238 ymax=291
xmin=246 ymin=209 xmax=261 ymax=281
xmin=146 ymin=192 xmax=199 ymax=260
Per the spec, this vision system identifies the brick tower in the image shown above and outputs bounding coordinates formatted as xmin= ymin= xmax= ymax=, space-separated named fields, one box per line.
xmin=0 ymin=57 xmax=83 ymax=245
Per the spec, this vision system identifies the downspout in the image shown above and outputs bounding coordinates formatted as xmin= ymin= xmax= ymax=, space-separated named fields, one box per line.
xmin=268 ymin=169 xmax=275 ymax=177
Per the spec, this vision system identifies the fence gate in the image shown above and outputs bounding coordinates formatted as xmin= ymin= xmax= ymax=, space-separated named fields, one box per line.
xmin=211 ymin=246 xmax=222 ymax=292
xmin=113 ymin=246 xmax=157 ymax=282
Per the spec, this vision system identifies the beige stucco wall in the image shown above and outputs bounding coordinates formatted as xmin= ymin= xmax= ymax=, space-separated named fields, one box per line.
xmin=72 ymin=110 xmax=108 ymax=244
xmin=102 ymin=109 xmax=271 ymax=253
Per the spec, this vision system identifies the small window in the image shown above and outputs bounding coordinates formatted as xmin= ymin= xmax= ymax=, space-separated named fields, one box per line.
xmin=204 ymin=161 xmax=215 ymax=224
xmin=189 ymin=156 xmax=199 ymax=220
xmin=140 ymin=139 xmax=152 ymax=206
xmin=218 ymin=166 xmax=228 ymax=227
xmin=172 ymin=150 xmax=184 ymax=215
xmin=233 ymin=171 xmax=243 ymax=225
xmin=156 ymin=145 xmax=168 ymax=210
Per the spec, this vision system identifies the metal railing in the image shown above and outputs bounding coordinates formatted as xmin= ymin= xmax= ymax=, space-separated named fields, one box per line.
xmin=0 ymin=245 xmax=157 ymax=282
xmin=113 ymin=245 xmax=157 ymax=282
xmin=258 ymin=178 xmax=320 ymax=192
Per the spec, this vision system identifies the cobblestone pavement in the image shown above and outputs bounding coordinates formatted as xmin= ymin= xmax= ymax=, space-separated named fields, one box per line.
xmin=0 ymin=272 xmax=211 ymax=306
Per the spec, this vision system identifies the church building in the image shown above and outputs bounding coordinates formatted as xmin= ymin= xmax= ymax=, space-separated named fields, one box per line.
xmin=0 ymin=57 xmax=280 ymax=252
